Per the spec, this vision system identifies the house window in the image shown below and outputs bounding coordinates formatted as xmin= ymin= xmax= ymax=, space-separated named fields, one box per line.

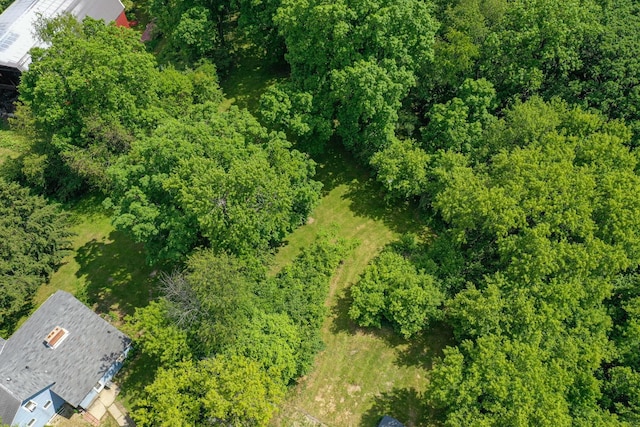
xmin=27 ymin=419 xmax=36 ymax=427
xmin=24 ymin=400 xmax=37 ymax=412
xmin=43 ymin=400 xmax=52 ymax=409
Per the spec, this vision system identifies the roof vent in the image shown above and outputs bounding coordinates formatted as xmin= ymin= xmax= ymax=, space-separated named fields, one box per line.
xmin=45 ymin=326 xmax=68 ymax=349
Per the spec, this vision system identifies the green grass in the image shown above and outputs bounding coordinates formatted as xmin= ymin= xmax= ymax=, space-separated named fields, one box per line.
xmin=271 ymin=146 xmax=450 ymax=427
xmin=27 ymin=196 xmax=160 ymax=417
xmin=34 ymin=196 xmax=158 ymax=321
xmin=219 ymin=46 xmax=289 ymax=113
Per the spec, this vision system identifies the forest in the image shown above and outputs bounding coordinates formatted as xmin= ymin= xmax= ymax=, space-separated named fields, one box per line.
xmin=3 ymin=0 xmax=640 ymax=425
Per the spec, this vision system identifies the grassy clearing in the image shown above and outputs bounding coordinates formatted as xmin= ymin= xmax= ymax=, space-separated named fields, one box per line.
xmin=271 ymin=146 xmax=450 ymax=427
xmin=219 ymin=47 xmax=289 ymax=113
xmin=33 ymin=196 xmax=158 ymax=321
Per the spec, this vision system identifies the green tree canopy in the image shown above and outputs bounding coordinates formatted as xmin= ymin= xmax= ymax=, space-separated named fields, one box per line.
xmin=106 ymin=104 xmax=321 ymax=263
xmin=135 ymin=355 xmax=285 ymax=427
xmin=17 ymin=16 xmax=161 ymax=196
xmin=349 ymin=249 xmax=443 ymax=338
xmin=0 ymin=179 xmax=72 ymax=334
xmin=271 ymin=0 xmax=438 ymax=156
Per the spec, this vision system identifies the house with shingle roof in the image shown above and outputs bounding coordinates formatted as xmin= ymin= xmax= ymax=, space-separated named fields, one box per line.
xmin=0 ymin=291 xmax=130 ymax=427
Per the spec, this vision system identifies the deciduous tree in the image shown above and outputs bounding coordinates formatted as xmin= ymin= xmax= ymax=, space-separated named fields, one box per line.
xmin=106 ymin=104 xmax=321 ymax=263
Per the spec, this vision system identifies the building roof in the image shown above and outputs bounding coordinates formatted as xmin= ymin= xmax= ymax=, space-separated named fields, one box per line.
xmin=378 ymin=415 xmax=405 ymax=427
xmin=0 ymin=0 xmax=125 ymax=72
xmin=0 ymin=384 xmax=20 ymax=427
xmin=0 ymin=291 xmax=130 ymax=422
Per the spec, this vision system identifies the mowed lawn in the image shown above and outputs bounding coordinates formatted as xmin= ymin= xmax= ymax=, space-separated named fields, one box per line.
xmin=0 ymin=127 xmax=156 ymax=322
xmin=271 ymin=147 xmax=450 ymax=427
xmin=33 ymin=196 xmax=158 ymax=321
xmin=219 ymin=46 xmax=289 ymax=112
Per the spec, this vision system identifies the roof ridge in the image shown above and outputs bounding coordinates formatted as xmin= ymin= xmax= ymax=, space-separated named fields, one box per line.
xmin=0 ymin=380 xmax=21 ymax=402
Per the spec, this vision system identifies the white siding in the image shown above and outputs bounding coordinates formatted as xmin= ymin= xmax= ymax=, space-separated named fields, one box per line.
xmin=0 ymin=0 xmax=125 ymax=71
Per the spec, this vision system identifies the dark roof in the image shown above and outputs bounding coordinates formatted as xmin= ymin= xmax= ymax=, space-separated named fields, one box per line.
xmin=0 ymin=384 xmax=20 ymax=427
xmin=0 ymin=291 xmax=130 ymax=414
xmin=378 ymin=415 xmax=405 ymax=427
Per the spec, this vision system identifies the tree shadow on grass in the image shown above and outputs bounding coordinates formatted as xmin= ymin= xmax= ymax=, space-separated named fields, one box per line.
xmin=75 ymin=230 xmax=160 ymax=320
xmin=329 ymin=283 xmax=360 ymax=335
xmin=342 ymin=173 xmax=425 ymax=236
xmin=311 ymin=143 xmax=426 ymax=236
xmin=359 ymin=387 xmax=437 ymax=427
xmin=331 ymin=284 xmax=453 ymax=371
xmin=312 ymin=144 xmax=359 ymax=195
xmin=393 ymin=322 xmax=453 ymax=371
xmin=219 ymin=44 xmax=289 ymax=113
xmin=117 ymin=347 xmax=159 ymax=413
xmin=62 ymin=193 xmax=107 ymax=220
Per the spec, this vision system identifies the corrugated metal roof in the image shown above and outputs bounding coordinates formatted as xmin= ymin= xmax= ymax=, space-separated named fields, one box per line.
xmin=0 ymin=0 xmax=125 ymax=71
xmin=0 ymin=291 xmax=131 ymax=409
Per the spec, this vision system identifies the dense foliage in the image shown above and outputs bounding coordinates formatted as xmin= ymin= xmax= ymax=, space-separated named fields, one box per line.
xmin=6 ymin=0 xmax=640 ymax=423
xmin=128 ymin=233 xmax=350 ymax=426
xmin=14 ymin=15 xmax=321 ymax=265
xmin=16 ymin=16 xmax=162 ymax=197
xmin=350 ymin=240 xmax=444 ymax=338
xmin=353 ymin=99 xmax=640 ymax=424
xmin=105 ymin=105 xmax=321 ymax=263
xmin=0 ymin=179 xmax=71 ymax=335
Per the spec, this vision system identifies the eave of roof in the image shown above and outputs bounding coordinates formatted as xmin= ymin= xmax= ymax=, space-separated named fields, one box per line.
xmin=0 ymin=0 xmax=126 ymax=71
xmin=0 ymin=382 xmax=21 ymax=426
xmin=0 ymin=291 xmax=131 ymax=406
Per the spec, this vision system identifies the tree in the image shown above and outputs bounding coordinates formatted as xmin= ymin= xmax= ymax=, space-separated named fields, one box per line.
xmin=349 ymin=249 xmax=443 ymax=338
xmin=272 ymin=0 xmax=438 ymax=156
xmin=106 ymin=104 xmax=321 ymax=263
xmin=125 ymin=299 xmax=191 ymax=366
xmin=602 ymin=366 xmax=640 ymax=424
xmin=370 ymin=138 xmax=431 ymax=200
xmin=159 ymin=250 xmax=261 ymax=355
xmin=147 ymin=0 xmax=233 ymax=66
xmin=330 ymin=59 xmax=414 ymax=156
xmin=429 ymin=99 xmax=640 ymax=283
xmin=423 ymin=98 xmax=640 ymax=425
xmin=135 ymin=355 xmax=285 ymax=427
xmin=478 ymin=0 xmax=601 ymax=99
xmin=17 ymin=15 xmax=162 ymax=196
xmin=569 ymin=0 xmax=640 ymax=144
xmin=421 ymin=78 xmax=497 ymax=157
xmin=0 ymin=179 xmax=72 ymax=334
xmin=236 ymin=0 xmax=285 ymax=60
xmin=226 ymin=311 xmax=301 ymax=384
xmin=429 ymin=335 xmax=575 ymax=426
xmin=419 ymin=0 xmax=498 ymax=102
